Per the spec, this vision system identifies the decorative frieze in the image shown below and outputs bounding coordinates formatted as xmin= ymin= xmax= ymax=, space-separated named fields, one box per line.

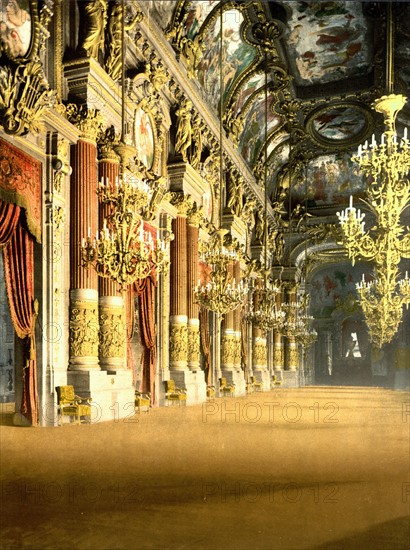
xmin=169 ymin=322 xmax=188 ymax=365
xmin=69 ymin=298 xmax=99 ymax=362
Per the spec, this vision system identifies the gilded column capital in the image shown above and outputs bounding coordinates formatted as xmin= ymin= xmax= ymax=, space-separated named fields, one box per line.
xmin=187 ymin=203 xmax=203 ymax=227
xmin=170 ymin=192 xmax=193 ymax=217
xmin=66 ymin=104 xmax=104 ymax=143
xmin=97 ymin=126 xmax=120 ymax=162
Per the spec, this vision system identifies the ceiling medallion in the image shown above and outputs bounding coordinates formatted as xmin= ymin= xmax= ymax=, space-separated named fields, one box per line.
xmin=306 ymin=102 xmax=373 ymax=149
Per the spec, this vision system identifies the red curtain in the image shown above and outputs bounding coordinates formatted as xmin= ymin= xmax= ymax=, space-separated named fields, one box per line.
xmin=0 ymin=199 xmax=38 ymax=425
xmin=134 ymin=274 xmax=157 ymax=405
xmin=199 ymin=307 xmax=212 ymax=386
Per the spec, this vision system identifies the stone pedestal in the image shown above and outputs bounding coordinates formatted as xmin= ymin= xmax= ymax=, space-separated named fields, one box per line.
xmin=252 ymin=369 xmax=271 ymax=391
xmin=169 ymin=369 xmax=207 ymax=405
xmin=393 ymin=348 xmax=409 ymax=390
xmin=68 ymin=369 xmax=135 ymax=422
xmin=281 ymin=370 xmax=299 ymax=388
xmin=220 ymin=368 xmax=246 ymax=397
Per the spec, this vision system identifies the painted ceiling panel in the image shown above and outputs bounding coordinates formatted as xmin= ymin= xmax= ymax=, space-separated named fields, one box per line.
xmin=239 ymin=93 xmax=281 ymax=167
xmin=185 ymin=1 xmax=217 ymax=40
xmin=279 ymin=1 xmax=372 ymax=86
xmin=292 ymin=153 xmax=366 ymax=206
xmin=230 ymin=72 xmax=269 ymax=117
xmin=196 ymin=8 xmax=256 ymax=108
xmin=146 ymin=1 xmax=175 ymax=30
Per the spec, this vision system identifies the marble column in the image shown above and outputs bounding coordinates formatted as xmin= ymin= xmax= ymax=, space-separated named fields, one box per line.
xmin=98 ymin=149 xmax=126 ymax=372
xmin=69 ymin=114 xmax=101 ymax=372
xmin=273 ymin=293 xmax=284 ymax=384
xmin=169 ymin=202 xmax=206 ymax=404
xmin=252 ymin=278 xmax=270 ymax=390
xmin=187 ymin=209 xmax=201 ymax=372
xmin=169 ymin=213 xmax=189 ymax=372
xmin=283 ymin=285 xmax=300 ymax=387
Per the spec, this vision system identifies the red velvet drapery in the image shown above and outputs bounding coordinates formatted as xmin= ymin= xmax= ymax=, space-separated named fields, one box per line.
xmin=0 ymin=199 xmax=38 ymax=425
xmin=134 ymin=274 xmax=157 ymax=405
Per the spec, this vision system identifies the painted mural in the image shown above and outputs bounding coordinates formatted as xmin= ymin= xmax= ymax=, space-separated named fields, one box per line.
xmin=310 ymin=264 xmax=372 ymax=318
xmin=312 ymin=106 xmax=367 ymax=142
xmin=196 ymin=9 xmax=256 ymax=107
xmin=0 ymin=0 xmax=32 ymax=58
xmin=239 ymin=94 xmax=281 ymax=167
xmin=146 ymin=1 xmax=175 ymax=30
xmin=291 ymin=153 xmax=365 ymax=205
xmin=280 ymin=1 xmax=371 ymax=86
xmin=267 ymin=139 xmax=289 ymax=188
xmin=133 ymin=107 xmax=154 ymax=170
xmin=231 ymin=72 xmax=269 ymax=117
xmin=185 ymin=1 xmax=217 ymax=40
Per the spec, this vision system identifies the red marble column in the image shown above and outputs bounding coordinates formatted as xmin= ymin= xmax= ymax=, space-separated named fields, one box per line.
xmin=187 ymin=217 xmax=200 ymax=371
xmin=169 ymin=214 xmax=188 ymax=370
xmin=98 ymin=156 xmax=126 ymax=371
xmin=70 ymin=139 xmax=98 ymax=290
xmin=69 ymin=136 xmax=100 ymax=371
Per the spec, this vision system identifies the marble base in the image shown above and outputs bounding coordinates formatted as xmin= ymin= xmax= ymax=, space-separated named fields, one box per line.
xmin=252 ymin=369 xmax=271 ymax=391
xmin=67 ymin=369 xmax=135 ymax=423
xmin=281 ymin=370 xmax=299 ymax=388
xmin=394 ymin=369 xmax=410 ymax=391
xmin=167 ymin=369 xmax=207 ymax=406
xmin=273 ymin=369 xmax=284 ymax=387
xmin=220 ymin=369 xmax=246 ymax=397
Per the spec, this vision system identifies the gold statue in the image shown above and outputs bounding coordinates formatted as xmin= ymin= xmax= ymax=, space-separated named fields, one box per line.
xmin=105 ymin=2 xmax=142 ymax=80
xmin=175 ymin=99 xmax=193 ymax=163
xmin=79 ymin=0 xmax=108 ymax=59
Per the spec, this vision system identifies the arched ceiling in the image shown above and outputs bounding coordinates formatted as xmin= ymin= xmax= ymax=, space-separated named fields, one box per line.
xmin=147 ymin=1 xmax=410 ymax=214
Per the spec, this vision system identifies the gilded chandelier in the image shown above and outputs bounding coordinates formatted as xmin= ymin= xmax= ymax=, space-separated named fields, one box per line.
xmin=195 ymin=229 xmax=247 ymax=315
xmin=281 ymin=288 xmax=317 ymax=347
xmin=337 ymin=94 xmax=410 ymax=348
xmin=81 ymin=144 xmax=170 ymax=291
xmin=247 ymin=272 xmax=285 ymax=332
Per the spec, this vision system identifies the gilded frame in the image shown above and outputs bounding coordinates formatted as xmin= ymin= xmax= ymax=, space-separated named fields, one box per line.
xmin=305 ymin=101 xmax=373 ymax=150
xmin=0 ymin=0 xmax=39 ymax=63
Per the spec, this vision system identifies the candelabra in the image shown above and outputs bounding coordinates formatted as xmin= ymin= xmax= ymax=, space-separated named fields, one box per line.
xmin=247 ymin=272 xmax=285 ymax=332
xmin=195 ymin=229 xmax=247 ymax=315
xmin=337 ymin=93 xmax=410 ymax=347
xmin=81 ymin=144 xmax=171 ymax=291
xmin=281 ymin=288 xmax=317 ymax=346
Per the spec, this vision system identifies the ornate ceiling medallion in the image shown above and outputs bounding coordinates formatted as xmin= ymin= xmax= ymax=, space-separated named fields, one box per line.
xmin=306 ymin=102 xmax=373 ymax=149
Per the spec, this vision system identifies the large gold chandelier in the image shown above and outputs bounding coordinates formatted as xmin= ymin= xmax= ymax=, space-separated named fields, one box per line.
xmin=281 ymin=285 xmax=317 ymax=347
xmin=337 ymin=3 xmax=410 ymax=348
xmin=81 ymin=1 xmax=170 ymax=291
xmin=194 ymin=2 xmax=246 ymax=317
xmin=195 ymin=229 xmax=247 ymax=315
xmin=81 ymin=144 xmax=170 ymax=290
xmin=247 ymin=273 xmax=285 ymax=332
xmin=337 ymin=96 xmax=410 ymax=347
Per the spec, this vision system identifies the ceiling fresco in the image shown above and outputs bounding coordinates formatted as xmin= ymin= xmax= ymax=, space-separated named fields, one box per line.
xmin=239 ymin=92 xmax=282 ymax=167
xmin=196 ymin=8 xmax=257 ymax=108
xmin=185 ymin=1 xmax=217 ymax=40
xmin=279 ymin=1 xmax=372 ymax=86
xmin=309 ymin=263 xmax=373 ymax=318
xmin=146 ymin=1 xmax=175 ymax=30
xmin=291 ymin=153 xmax=366 ymax=206
xmin=160 ymin=0 xmax=409 ymax=213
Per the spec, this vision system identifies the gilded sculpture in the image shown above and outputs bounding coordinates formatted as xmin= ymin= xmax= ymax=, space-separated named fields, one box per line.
xmin=79 ymin=0 xmax=107 ymax=59
xmin=174 ymin=98 xmax=193 ymax=163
